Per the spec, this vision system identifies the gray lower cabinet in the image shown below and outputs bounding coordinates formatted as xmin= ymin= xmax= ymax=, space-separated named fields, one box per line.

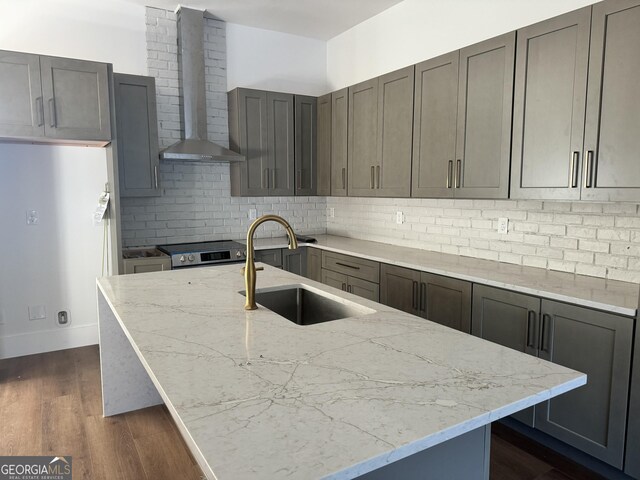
xmin=122 ymin=249 xmax=171 ymax=274
xmin=114 ymin=74 xmax=160 ymax=197
xmin=266 ymin=92 xmax=295 ymax=196
xmin=331 ymin=88 xmax=348 ymax=196
xmin=254 ymin=248 xmax=283 ymax=268
xmin=294 ymin=95 xmax=317 ymax=195
xmin=283 ymin=248 xmax=307 ymax=277
xmin=321 ymin=251 xmax=380 ymax=302
xmin=321 ymin=269 xmax=379 ymax=303
xmin=582 ymin=0 xmax=640 ymax=202
xmin=307 ymin=247 xmax=322 ymax=282
xmin=380 ymin=264 xmax=471 ymax=333
xmin=471 ymin=284 xmax=634 ymax=469
xmin=316 ymin=93 xmax=331 ymax=196
xmin=0 ymin=50 xmax=111 ymax=143
xmin=626 ymin=303 xmax=640 ymax=478
xmin=510 ymin=8 xmax=591 ymax=200
xmin=348 ymin=78 xmax=379 ymax=196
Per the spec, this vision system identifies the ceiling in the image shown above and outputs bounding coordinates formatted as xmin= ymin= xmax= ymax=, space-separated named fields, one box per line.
xmin=124 ymin=0 xmax=404 ymax=40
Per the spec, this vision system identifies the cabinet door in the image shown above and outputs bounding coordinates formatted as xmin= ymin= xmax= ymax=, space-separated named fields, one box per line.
xmin=267 ymin=92 xmax=295 ymax=196
xmin=331 ymin=88 xmax=348 ymax=196
xmin=472 ymin=284 xmax=541 ymax=427
xmin=625 ymin=307 xmax=640 ymax=478
xmin=123 ymin=257 xmax=171 ymax=274
xmin=421 ymin=273 xmax=471 ymax=333
xmin=380 ymin=264 xmax=421 ymax=316
xmin=254 ymin=248 xmax=283 ymax=268
xmin=0 ymin=51 xmax=44 ymax=138
xmin=536 ymin=300 xmax=633 ymax=468
xmin=283 ymin=248 xmax=307 ymax=277
xmin=348 ymin=78 xmax=379 ymax=196
xmin=455 ymin=33 xmax=514 ymax=199
xmin=321 ymin=268 xmax=348 ymax=291
xmin=376 ymin=66 xmax=414 ymax=197
xmin=348 ymin=276 xmax=379 ymax=303
xmin=307 ymin=247 xmax=322 ymax=282
xmin=582 ymin=0 xmax=640 ymax=201
xmin=411 ymin=52 xmax=459 ymax=198
xmin=229 ymin=88 xmax=269 ymax=196
xmin=114 ymin=74 xmax=160 ymax=197
xmin=316 ymin=93 xmax=332 ymax=196
xmin=510 ymin=8 xmax=591 ymax=200
xmin=40 ymin=56 xmax=111 ymax=141
xmin=294 ymin=95 xmax=317 ymax=196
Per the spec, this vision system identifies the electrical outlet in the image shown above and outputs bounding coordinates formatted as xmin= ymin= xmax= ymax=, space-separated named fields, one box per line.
xmin=396 ymin=211 xmax=404 ymax=225
xmin=329 ymin=207 xmax=335 ymax=218
xmin=249 ymin=208 xmax=257 ymax=220
xmin=26 ymin=210 xmax=39 ymax=225
xmin=498 ymin=217 xmax=509 ymax=234
xmin=57 ymin=310 xmax=70 ymax=327
xmin=28 ymin=305 xmax=46 ymax=321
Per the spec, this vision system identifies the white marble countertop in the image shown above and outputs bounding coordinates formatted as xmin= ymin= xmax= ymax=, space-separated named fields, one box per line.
xmin=97 ymin=264 xmax=585 ymax=479
xmin=247 ymin=235 xmax=639 ymax=317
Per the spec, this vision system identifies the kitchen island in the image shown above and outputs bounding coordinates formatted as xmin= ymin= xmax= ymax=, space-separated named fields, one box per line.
xmin=97 ymin=264 xmax=585 ymax=479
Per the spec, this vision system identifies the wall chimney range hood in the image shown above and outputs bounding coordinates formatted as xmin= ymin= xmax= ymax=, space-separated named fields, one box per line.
xmin=160 ymin=7 xmax=243 ymax=162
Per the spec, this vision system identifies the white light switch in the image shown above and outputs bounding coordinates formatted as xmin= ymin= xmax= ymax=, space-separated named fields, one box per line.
xmin=498 ymin=217 xmax=509 ymax=234
xmin=249 ymin=208 xmax=257 ymax=220
xmin=26 ymin=210 xmax=39 ymax=225
xmin=396 ymin=211 xmax=404 ymax=225
xmin=28 ymin=305 xmax=46 ymax=321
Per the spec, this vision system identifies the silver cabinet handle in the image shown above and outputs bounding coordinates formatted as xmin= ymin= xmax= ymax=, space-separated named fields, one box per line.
xmin=347 ymin=285 xmax=352 ymax=293
xmin=335 ymin=262 xmax=360 ymax=270
xmin=584 ymin=151 xmax=594 ymax=188
xmin=271 ymin=168 xmax=276 ymax=189
xmin=526 ymin=311 xmax=536 ymax=348
xmin=262 ymin=168 xmax=268 ymax=189
xmin=376 ymin=165 xmax=380 ymax=189
xmin=447 ymin=160 xmax=453 ymax=188
xmin=571 ymin=152 xmax=579 ymax=188
xmin=341 ymin=282 xmax=346 ymax=291
xmin=342 ymin=167 xmax=346 ymax=190
xmin=455 ymin=159 xmax=461 ymax=188
xmin=419 ymin=282 xmax=426 ymax=312
xmin=154 ymin=165 xmax=159 ymax=189
xmin=412 ymin=281 xmax=418 ymax=310
xmin=540 ymin=314 xmax=552 ymax=352
xmin=296 ymin=170 xmax=302 ymax=190
xmin=36 ymin=97 xmax=44 ymax=126
xmin=370 ymin=165 xmax=375 ymax=189
xmin=48 ymin=98 xmax=56 ymax=128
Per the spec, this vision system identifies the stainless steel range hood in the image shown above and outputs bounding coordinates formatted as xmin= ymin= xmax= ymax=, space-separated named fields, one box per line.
xmin=160 ymin=7 xmax=243 ymax=162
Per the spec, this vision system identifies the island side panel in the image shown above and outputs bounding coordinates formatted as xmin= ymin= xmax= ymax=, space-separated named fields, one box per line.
xmin=356 ymin=425 xmax=490 ymax=480
xmin=97 ymin=287 xmax=163 ymax=416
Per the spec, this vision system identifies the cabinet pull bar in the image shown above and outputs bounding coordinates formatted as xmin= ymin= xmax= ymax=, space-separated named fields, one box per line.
xmin=526 ymin=310 xmax=536 ymax=348
xmin=271 ymin=169 xmax=276 ymax=189
xmin=571 ymin=152 xmax=579 ymax=188
xmin=48 ymin=98 xmax=56 ymax=127
xmin=584 ymin=151 xmax=594 ymax=188
xmin=262 ymin=168 xmax=268 ymax=189
xmin=370 ymin=165 xmax=375 ymax=189
xmin=36 ymin=97 xmax=44 ymax=126
xmin=154 ymin=165 xmax=159 ymax=189
xmin=341 ymin=282 xmax=346 ymax=291
xmin=376 ymin=165 xmax=380 ymax=189
xmin=347 ymin=285 xmax=352 ymax=293
xmin=342 ymin=167 xmax=346 ymax=190
xmin=455 ymin=159 xmax=461 ymax=188
xmin=412 ymin=281 xmax=418 ymax=310
xmin=420 ymin=282 xmax=426 ymax=312
xmin=540 ymin=314 xmax=551 ymax=352
xmin=335 ymin=262 xmax=360 ymax=270
xmin=447 ymin=160 xmax=453 ymax=188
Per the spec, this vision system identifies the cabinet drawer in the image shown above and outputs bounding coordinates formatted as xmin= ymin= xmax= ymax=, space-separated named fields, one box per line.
xmin=322 ymin=251 xmax=379 ymax=283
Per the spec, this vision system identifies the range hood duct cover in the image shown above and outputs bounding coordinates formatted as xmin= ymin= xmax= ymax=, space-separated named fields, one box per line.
xmin=160 ymin=7 xmax=243 ymax=162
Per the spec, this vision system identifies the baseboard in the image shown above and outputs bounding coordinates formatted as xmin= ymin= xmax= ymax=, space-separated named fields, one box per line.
xmin=0 ymin=324 xmax=98 ymax=359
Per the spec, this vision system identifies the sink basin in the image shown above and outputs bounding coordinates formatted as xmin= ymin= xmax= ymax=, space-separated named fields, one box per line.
xmin=240 ymin=284 xmax=376 ymax=325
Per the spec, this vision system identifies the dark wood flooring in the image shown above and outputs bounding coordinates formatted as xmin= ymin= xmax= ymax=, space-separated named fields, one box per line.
xmin=0 ymin=346 xmax=604 ymax=480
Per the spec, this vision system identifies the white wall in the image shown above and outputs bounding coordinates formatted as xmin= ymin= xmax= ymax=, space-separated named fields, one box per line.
xmin=0 ymin=145 xmax=108 ymax=358
xmin=227 ymin=23 xmax=327 ymax=95
xmin=327 ymin=0 xmax=598 ymax=89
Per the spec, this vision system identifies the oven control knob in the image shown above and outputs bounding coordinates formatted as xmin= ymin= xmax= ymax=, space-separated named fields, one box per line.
xmin=188 ymin=254 xmax=195 ymax=262
xmin=236 ymin=251 xmax=243 ymax=258
xmin=180 ymin=255 xmax=186 ymax=263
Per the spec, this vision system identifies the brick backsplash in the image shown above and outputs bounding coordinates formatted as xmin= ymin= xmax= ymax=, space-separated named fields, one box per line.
xmin=326 ymin=197 xmax=640 ymax=283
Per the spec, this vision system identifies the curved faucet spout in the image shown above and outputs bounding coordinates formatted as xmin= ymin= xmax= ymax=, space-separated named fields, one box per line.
xmin=244 ymin=215 xmax=298 ymax=310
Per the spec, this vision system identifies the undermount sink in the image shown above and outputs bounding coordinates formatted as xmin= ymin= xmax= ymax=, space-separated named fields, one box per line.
xmin=240 ymin=284 xmax=376 ymax=325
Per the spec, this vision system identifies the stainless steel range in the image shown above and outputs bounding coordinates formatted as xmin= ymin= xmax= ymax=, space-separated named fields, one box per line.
xmin=157 ymin=240 xmax=246 ymax=269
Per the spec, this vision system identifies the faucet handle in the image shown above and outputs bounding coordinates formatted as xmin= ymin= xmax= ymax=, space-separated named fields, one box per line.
xmin=240 ymin=266 xmax=264 ymax=275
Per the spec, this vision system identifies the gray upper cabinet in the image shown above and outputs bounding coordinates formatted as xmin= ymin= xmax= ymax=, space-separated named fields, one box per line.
xmin=0 ymin=51 xmax=43 ymax=138
xmin=510 ymin=8 xmax=591 ymax=200
xmin=316 ymin=93 xmax=331 ymax=196
xmin=455 ymin=33 xmax=514 ymax=199
xmin=412 ymin=52 xmax=459 ymax=198
xmin=331 ymin=88 xmax=348 ymax=196
xmin=229 ymin=88 xmax=269 ymax=196
xmin=535 ymin=300 xmax=633 ymax=469
xmin=40 ymin=56 xmax=111 ymax=142
xmin=582 ymin=0 xmax=640 ymax=201
xmin=114 ymin=74 xmax=160 ymax=197
xmin=348 ymin=78 xmax=379 ymax=196
xmin=294 ymin=95 xmax=317 ymax=196
xmin=0 ymin=50 xmax=111 ymax=143
xmin=267 ymin=92 xmax=295 ymax=196
xmin=376 ymin=66 xmax=414 ymax=197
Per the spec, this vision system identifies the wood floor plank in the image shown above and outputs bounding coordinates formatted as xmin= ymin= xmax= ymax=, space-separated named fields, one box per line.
xmin=491 ymin=434 xmax=554 ymax=480
xmin=133 ymin=432 xmax=204 ymax=480
xmin=124 ymin=405 xmax=177 ymax=440
xmin=0 ymin=353 xmax=44 ymax=408
xmin=41 ymin=349 xmax=80 ymax=399
xmin=0 ymin=398 xmax=42 ymax=456
xmin=73 ymin=346 xmax=104 ymax=417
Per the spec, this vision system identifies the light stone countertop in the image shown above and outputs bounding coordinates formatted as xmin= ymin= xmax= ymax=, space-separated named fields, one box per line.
xmin=97 ymin=264 xmax=585 ymax=479
xmin=247 ymin=235 xmax=639 ymax=317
